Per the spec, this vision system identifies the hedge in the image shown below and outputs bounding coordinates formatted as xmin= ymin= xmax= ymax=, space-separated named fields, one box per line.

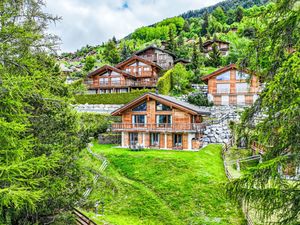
xmin=157 ymin=69 xmax=172 ymax=95
xmin=75 ymin=89 xmax=155 ymax=104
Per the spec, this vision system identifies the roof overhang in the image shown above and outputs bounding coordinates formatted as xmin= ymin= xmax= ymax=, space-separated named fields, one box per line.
xmin=111 ymin=93 xmax=210 ymax=116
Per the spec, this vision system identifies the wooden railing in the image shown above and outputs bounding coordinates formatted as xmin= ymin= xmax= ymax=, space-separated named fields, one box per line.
xmin=111 ymin=123 xmax=207 ymax=132
xmin=73 ymin=208 xmax=98 ymax=225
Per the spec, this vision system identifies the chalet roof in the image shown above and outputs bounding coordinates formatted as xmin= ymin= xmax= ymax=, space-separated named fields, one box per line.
xmin=87 ymin=65 xmax=135 ymax=79
xmin=111 ymin=92 xmax=210 ymax=116
xmin=115 ymin=55 xmax=162 ymax=69
xmin=134 ymin=45 xmax=176 ymax=58
xmin=203 ymin=39 xmax=230 ymax=47
xmin=201 ymin=64 xmax=253 ymax=82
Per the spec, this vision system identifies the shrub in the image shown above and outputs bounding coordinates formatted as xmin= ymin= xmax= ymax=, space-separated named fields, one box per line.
xmin=187 ymin=92 xmax=213 ymax=106
xmin=157 ymin=69 xmax=172 ymax=95
xmin=157 ymin=64 xmax=191 ymax=95
xmin=79 ymin=113 xmax=121 ymax=139
xmin=75 ymin=89 xmax=154 ymax=104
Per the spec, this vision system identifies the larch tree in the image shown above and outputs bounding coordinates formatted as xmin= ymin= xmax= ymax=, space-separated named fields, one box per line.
xmin=227 ymin=0 xmax=300 ymax=224
xmin=0 ymin=0 xmax=89 ymax=224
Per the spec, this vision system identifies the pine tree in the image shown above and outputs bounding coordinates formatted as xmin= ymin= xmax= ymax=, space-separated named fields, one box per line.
xmin=227 ymin=1 xmax=300 ymax=224
xmin=198 ymin=34 xmax=204 ymax=52
xmin=0 ymin=1 xmax=88 ymax=224
xmin=191 ymin=43 xmax=200 ymax=71
xmin=112 ymin=36 xmax=117 ymax=44
xmin=167 ymin=24 xmax=177 ymax=52
xmin=208 ymin=43 xmax=221 ymax=67
xmin=103 ymin=40 xmax=121 ymax=64
xmin=121 ymin=43 xmax=131 ymax=61
xmin=235 ymin=6 xmax=244 ymax=22
xmin=183 ymin=20 xmax=190 ymax=32
xmin=201 ymin=12 xmax=209 ymax=36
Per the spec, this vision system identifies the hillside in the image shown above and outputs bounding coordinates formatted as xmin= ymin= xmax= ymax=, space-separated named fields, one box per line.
xmin=80 ymin=144 xmax=246 ymax=225
xmin=181 ymin=0 xmax=268 ymax=19
xmin=58 ymin=0 xmax=270 ymax=80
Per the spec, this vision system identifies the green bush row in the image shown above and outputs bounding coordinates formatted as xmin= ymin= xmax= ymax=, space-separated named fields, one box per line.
xmin=75 ymin=89 xmax=155 ymax=104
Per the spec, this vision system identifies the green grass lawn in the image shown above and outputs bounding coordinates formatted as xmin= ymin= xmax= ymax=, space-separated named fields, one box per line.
xmin=81 ymin=144 xmax=246 ymax=225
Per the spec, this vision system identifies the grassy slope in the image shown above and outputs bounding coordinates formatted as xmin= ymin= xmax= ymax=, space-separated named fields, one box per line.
xmin=82 ymin=144 xmax=246 ymax=225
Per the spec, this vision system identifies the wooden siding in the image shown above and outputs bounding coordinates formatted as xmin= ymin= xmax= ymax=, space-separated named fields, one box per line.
xmin=207 ymin=68 xmax=260 ymax=105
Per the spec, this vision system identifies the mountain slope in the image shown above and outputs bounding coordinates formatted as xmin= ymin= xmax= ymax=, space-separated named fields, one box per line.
xmin=181 ymin=0 xmax=269 ymax=19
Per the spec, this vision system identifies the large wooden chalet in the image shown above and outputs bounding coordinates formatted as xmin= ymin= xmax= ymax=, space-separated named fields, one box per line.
xmin=201 ymin=64 xmax=260 ymax=106
xmin=85 ymin=45 xmax=178 ymax=94
xmin=111 ymin=93 xmax=210 ymax=150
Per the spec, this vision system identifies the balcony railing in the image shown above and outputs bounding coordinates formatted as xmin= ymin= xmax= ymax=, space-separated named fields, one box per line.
xmin=111 ymin=123 xmax=207 ymax=132
xmin=86 ymin=80 xmax=156 ymax=89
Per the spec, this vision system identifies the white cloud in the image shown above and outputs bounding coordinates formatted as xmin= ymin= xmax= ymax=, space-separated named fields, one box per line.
xmin=45 ymin=0 xmax=221 ymax=52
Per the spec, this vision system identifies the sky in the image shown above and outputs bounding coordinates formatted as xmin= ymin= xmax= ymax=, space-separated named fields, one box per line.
xmin=45 ymin=0 xmax=222 ymax=53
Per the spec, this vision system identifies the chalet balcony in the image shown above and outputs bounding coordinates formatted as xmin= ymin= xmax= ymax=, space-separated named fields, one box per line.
xmin=111 ymin=123 xmax=207 ymax=133
xmin=86 ymin=80 xmax=156 ymax=89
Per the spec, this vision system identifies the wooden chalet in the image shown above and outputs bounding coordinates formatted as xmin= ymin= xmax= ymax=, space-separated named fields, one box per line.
xmin=203 ymin=39 xmax=230 ymax=56
xmin=86 ymin=56 xmax=161 ymax=94
xmin=111 ymin=93 xmax=210 ymax=150
xmin=201 ymin=64 xmax=260 ymax=106
xmin=134 ymin=45 xmax=176 ymax=70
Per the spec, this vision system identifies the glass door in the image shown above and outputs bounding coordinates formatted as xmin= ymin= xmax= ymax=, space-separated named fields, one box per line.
xmin=129 ymin=133 xmax=138 ymax=145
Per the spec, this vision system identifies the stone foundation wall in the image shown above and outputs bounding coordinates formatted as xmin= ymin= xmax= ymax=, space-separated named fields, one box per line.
xmin=74 ymin=104 xmax=123 ymax=114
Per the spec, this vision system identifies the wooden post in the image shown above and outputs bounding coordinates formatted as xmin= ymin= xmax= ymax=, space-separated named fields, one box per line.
xmin=236 ymin=159 xmax=240 ymax=172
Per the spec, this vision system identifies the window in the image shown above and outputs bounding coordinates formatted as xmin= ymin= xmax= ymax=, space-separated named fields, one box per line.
xmin=236 ymin=83 xmax=249 ymax=93
xmin=217 ymin=83 xmax=230 ymax=93
xmin=132 ymin=102 xmax=147 ymax=111
xmin=150 ymin=133 xmax=160 ymax=146
xmin=144 ymin=67 xmax=151 ymax=71
xmin=216 ymin=71 xmax=230 ymax=80
xmin=132 ymin=115 xmax=146 ymax=125
xmin=129 ymin=133 xmax=138 ymax=145
xmin=156 ymin=115 xmax=172 ymax=124
xmin=111 ymin=77 xmax=120 ymax=84
xmin=236 ymin=71 xmax=250 ymax=80
xmin=173 ymin=134 xmax=182 ymax=147
xmin=99 ymin=78 xmax=108 ymax=85
xmin=237 ymin=95 xmax=245 ymax=105
xmin=156 ymin=101 xmax=171 ymax=111
xmin=159 ymin=54 xmax=166 ymax=60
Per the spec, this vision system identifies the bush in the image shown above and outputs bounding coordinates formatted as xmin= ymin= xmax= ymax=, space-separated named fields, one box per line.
xmin=75 ymin=89 xmax=154 ymax=104
xmin=157 ymin=64 xmax=191 ymax=95
xmin=157 ymin=69 xmax=172 ymax=95
xmin=79 ymin=113 xmax=121 ymax=139
xmin=187 ymin=92 xmax=213 ymax=107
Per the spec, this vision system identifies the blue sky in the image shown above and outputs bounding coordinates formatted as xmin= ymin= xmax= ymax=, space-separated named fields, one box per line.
xmin=45 ymin=0 xmax=222 ymax=52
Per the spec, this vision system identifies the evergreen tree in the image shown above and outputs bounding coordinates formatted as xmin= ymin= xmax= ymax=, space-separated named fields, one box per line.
xmin=191 ymin=43 xmax=200 ymax=71
xmin=83 ymin=56 xmax=96 ymax=73
xmin=212 ymin=6 xmax=227 ymax=24
xmin=167 ymin=24 xmax=177 ymax=52
xmin=183 ymin=20 xmax=190 ymax=32
xmin=227 ymin=1 xmax=300 ymax=224
xmin=208 ymin=43 xmax=221 ymax=67
xmin=103 ymin=40 xmax=121 ymax=64
xmin=112 ymin=36 xmax=117 ymax=44
xmin=198 ymin=34 xmax=204 ymax=52
xmin=235 ymin=6 xmax=244 ymax=22
xmin=201 ymin=12 xmax=209 ymax=36
xmin=121 ymin=43 xmax=131 ymax=61
xmin=0 ymin=0 xmax=88 ymax=224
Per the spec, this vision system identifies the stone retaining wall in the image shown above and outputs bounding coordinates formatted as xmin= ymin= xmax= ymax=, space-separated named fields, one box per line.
xmin=98 ymin=133 xmax=121 ymax=144
xmin=74 ymin=104 xmax=124 ymax=114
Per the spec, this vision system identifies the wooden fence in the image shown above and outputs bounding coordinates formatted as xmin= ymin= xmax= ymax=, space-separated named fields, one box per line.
xmin=221 ymin=141 xmax=255 ymax=225
xmin=73 ymin=208 xmax=98 ymax=225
